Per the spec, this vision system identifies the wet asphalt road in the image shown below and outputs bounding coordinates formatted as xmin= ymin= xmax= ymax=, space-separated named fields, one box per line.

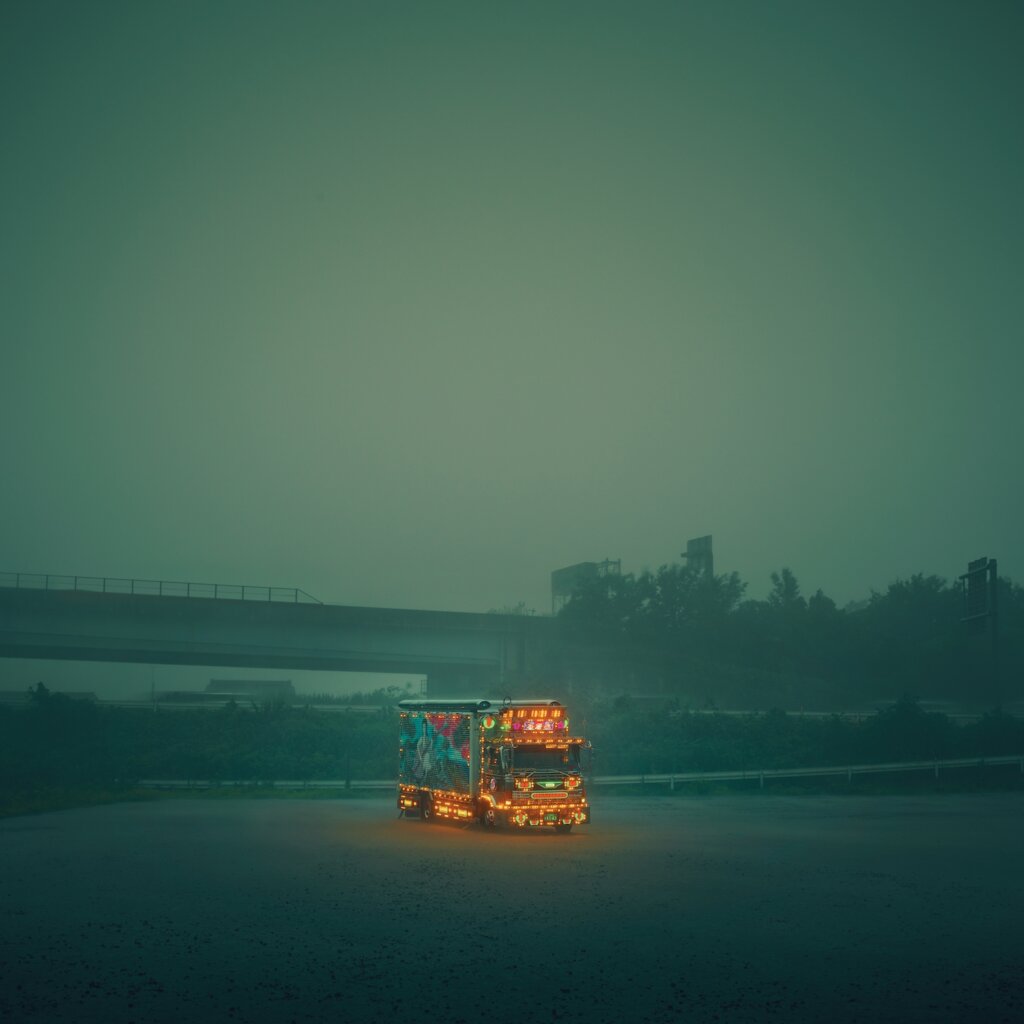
xmin=2 ymin=793 xmax=1023 ymax=1023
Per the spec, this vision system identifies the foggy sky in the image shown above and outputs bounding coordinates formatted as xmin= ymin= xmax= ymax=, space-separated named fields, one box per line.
xmin=3 ymin=1 xmax=1022 ymax=615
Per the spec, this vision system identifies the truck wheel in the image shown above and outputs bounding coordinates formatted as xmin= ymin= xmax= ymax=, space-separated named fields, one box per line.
xmin=555 ymin=823 xmax=573 ymax=834
xmin=480 ymin=805 xmax=497 ymax=829
xmin=420 ymin=795 xmax=432 ymax=822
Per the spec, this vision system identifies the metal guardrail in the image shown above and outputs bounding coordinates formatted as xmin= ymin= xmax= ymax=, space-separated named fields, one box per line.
xmin=593 ymin=755 xmax=1024 ymax=788
xmin=0 ymin=571 xmax=321 ymax=604
xmin=137 ymin=754 xmax=1024 ymax=791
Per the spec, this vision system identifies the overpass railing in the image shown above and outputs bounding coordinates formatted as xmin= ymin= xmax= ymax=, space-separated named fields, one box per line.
xmin=0 ymin=571 xmax=322 ymax=604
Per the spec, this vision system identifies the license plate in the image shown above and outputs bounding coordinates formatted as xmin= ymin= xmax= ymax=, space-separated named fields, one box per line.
xmin=544 ymin=813 xmax=558 ymax=822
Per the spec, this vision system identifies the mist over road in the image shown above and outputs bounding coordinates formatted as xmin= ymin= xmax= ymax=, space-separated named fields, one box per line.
xmin=2 ymin=795 xmax=1022 ymax=1023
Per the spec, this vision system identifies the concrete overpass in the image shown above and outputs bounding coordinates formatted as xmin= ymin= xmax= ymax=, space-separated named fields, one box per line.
xmin=0 ymin=575 xmax=552 ymax=694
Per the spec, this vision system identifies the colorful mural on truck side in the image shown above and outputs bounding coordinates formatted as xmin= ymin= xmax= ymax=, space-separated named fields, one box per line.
xmin=399 ymin=713 xmax=471 ymax=794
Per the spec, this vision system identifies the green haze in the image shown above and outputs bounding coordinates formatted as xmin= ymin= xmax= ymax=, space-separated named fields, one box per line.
xmin=2 ymin=1 xmax=1021 ymax=612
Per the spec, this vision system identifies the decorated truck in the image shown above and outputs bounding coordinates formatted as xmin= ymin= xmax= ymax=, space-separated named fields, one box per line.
xmin=397 ymin=698 xmax=591 ymax=832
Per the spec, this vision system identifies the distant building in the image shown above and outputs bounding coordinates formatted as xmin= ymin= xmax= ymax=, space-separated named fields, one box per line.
xmin=684 ymin=535 xmax=714 ymax=577
xmin=205 ymin=679 xmax=295 ymax=700
xmin=155 ymin=690 xmax=225 ymax=704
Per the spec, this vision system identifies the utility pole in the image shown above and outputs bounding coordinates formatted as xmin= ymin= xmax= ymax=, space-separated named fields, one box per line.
xmin=960 ymin=557 xmax=999 ymax=708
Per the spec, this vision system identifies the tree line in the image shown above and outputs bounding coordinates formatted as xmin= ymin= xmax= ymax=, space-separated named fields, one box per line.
xmin=549 ymin=565 xmax=1022 ymax=708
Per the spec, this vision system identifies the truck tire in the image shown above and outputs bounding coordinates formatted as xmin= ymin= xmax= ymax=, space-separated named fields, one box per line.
xmin=480 ymin=805 xmax=497 ymax=829
xmin=555 ymin=823 xmax=573 ymax=834
xmin=420 ymin=794 xmax=433 ymax=822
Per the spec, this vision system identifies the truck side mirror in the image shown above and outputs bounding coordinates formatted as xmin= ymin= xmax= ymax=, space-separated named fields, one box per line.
xmin=579 ymin=745 xmax=594 ymax=774
xmin=500 ymin=746 xmax=512 ymax=773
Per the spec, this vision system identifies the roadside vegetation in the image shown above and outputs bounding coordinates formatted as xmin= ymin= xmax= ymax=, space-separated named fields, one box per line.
xmin=2 ymin=685 xmax=1023 ymax=817
xmin=579 ymin=696 xmax=1024 ymax=775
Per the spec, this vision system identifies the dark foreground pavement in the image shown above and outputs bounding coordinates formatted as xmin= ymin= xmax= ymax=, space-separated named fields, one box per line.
xmin=2 ymin=794 xmax=1022 ymax=1023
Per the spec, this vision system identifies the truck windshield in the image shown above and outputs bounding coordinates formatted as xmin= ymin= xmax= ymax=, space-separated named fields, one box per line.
xmin=513 ymin=745 xmax=580 ymax=772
